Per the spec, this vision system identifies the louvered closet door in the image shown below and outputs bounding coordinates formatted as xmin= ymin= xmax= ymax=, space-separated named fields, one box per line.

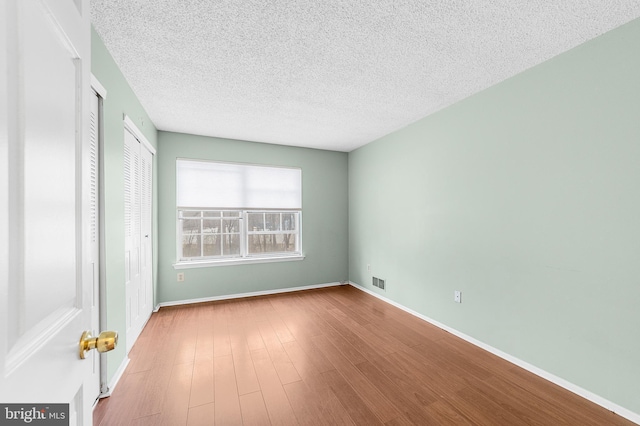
xmin=87 ymin=88 xmax=101 ymax=400
xmin=139 ymin=144 xmax=153 ymax=331
xmin=124 ymin=127 xmax=153 ymax=353
xmin=124 ymin=129 xmax=141 ymax=352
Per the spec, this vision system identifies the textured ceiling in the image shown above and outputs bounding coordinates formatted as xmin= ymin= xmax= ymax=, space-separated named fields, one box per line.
xmin=91 ymin=1 xmax=640 ymax=152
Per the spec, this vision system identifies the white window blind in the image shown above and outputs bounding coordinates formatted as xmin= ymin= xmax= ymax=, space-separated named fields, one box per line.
xmin=176 ymin=159 xmax=302 ymax=209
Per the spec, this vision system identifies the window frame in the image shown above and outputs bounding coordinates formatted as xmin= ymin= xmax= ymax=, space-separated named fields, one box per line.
xmin=178 ymin=209 xmax=243 ymax=260
xmin=245 ymin=210 xmax=301 ymax=256
xmin=176 ymin=208 xmax=302 ymax=265
xmin=174 ymin=159 xmax=304 ymax=269
xmin=175 ymin=208 xmax=304 ymax=268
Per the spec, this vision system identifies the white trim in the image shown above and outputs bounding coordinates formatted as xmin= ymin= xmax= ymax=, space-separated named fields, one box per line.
xmin=348 ymin=281 xmax=640 ymax=425
xmin=155 ymin=281 xmax=343 ymax=310
xmin=90 ymin=74 xmax=107 ymax=99
xmin=99 ymin=356 xmax=130 ymax=399
xmin=123 ymin=115 xmax=155 ymax=155
xmin=173 ymin=254 xmax=305 ymax=269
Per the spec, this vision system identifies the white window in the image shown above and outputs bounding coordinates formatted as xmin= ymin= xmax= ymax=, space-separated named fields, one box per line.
xmin=175 ymin=159 xmax=303 ymax=267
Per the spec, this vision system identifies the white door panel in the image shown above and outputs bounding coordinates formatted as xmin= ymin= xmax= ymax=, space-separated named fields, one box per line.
xmin=140 ymin=145 xmax=153 ymax=322
xmin=124 ymin=126 xmax=153 ymax=353
xmin=88 ymin=89 xmax=102 ymax=396
xmin=0 ymin=0 xmax=99 ymax=424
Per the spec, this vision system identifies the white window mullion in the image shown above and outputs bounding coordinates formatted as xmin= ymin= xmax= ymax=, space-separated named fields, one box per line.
xmin=241 ymin=211 xmax=247 ymax=258
xmin=199 ymin=212 xmax=204 ymax=258
xmin=218 ymin=216 xmax=223 ymax=258
xmin=299 ymin=213 xmax=302 ymax=251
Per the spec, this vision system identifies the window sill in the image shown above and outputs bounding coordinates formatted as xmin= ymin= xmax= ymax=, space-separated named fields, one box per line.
xmin=173 ymin=255 xmax=305 ymax=269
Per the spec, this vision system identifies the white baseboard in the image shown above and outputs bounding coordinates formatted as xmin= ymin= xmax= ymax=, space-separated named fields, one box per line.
xmin=99 ymin=356 xmax=130 ymax=399
xmin=155 ymin=281 xmax=344 ymax=310
xmin=349 ymin=281 xmax=640 ymax=425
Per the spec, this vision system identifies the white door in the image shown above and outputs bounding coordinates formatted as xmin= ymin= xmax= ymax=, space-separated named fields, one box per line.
xmin=124 ymin=129 xmax=141 ymax=353
xmin=124 ymin=126 xmax=153 ymax=353
xmin=88 ymin=88 xmax=103 ymax=397
xmin=139 ymin=144 xmax=153 ymax=330
xmin=0 ymin=0 xmax=100 ymax=424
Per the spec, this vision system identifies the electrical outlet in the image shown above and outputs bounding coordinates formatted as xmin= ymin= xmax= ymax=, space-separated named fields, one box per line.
xmin=177 ymin=273 xmax=185 ymax=282
xmin=367 ymin=264 xmax=371 ymax=272
xmin=454 ymin=290 xmax=462 ymax=303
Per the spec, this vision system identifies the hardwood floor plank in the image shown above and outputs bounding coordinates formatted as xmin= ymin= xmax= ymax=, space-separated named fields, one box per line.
xmin=268 ymin=294 xmax=304 ymax=315
xmin=315 ymin=290 xmax=371 ymax=327
xmin=282 ymin=340 xmax=330 ymax=378
xmin=159 ymin=362 xmax=194 ymax=426
xmin=239 ymin=391 xmax=271 ymax=426
xmin=186 ymin=402 xmax=215 ymax=426
xmin=351 ymin=304 xmax=429 ymax=348
xmin=320 ymin=369 xmax=384 ymax=425
xmin=321 ymin=309 xmax=386 ymax=361
xmin=226 ymin=299 xmax=250 ymax=317
xmin=281 ymin=340 xmax=354 ymax=425
xmin=355 ymin=360 xmax=441 ymax=425
xmin=234 ymin=351 xmax=261 ymax=396
xmin=189 ymin=361 xmax=214 ymax=408
xmin=266 ymin=313 xmax=296 ymax=344
xmin=383 ymin=415 xmax=419 ymax=426
xmin=337 ymin=287 xmax=447 ymax=345
xmin=411 ymin=340 xmax=493 ymax=381
xmin=174 ymin=334 xmax=198 ymax=365
xmin=279 ymin=311 xmax=326 ymax=339
xmin=311 ymin=334 xmax=401 ymax=423
xmin=127 ymin=364 xmax=173 ymax=418
xmin=171 ymin=308 xmax=199 ymax=366
xmin=327 ymin=289 xmax=402 ymax=328
xmin=250 ymin=348 xmax=299 ymax=425
xmin=420 ymin=400 xmax=474 ymax=425
xmin=257 ymin=320 xmax=302 ymax=385
xmin=212 ymin=305 xmax=233 ymax=358
xmin=95 ymin=371 xmax=145 ymax=425
xmin=151 ymin=329 xmax=182 ymax=366
xmin=194 ymin=311 xmax=215 ymax=363
xmin=316 ymin=392 xmax=356 ymax=426
xmin=474 ymin=375 xmax=568 ymax=426
xmin=365 ymin=354 xmax=439 ymax=406
xmin=214 ymin=354 xmax=243 ymax=425
xmin=451 ymin=382 xmax=531 ymax=425
xmin=126 ymin=334 xmax=158 ymax=374
xmin=388 ymin=346 xmax=469 ymax=396
xmin=504 ymin=366 xmax=636 ymax=426
xmin=283 ymin=380 xmax=333 ymax=426
xmin=243 ymin=316 xmax=267 ymax=352
xmin=325 ymin=307 xmax=398 ymax=356
xmin=314 ymin=321 xmax=368 ymax=366
xmin=229 ymin=320 xmax=262 ymax=396
xmin=130 ymin=413 xmax=162 ymax=425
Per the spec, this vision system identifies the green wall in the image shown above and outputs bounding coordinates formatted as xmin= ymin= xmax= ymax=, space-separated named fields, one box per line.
xmin=349 ymin=18 xmax=640 ymax=415
xmin=157 ymin=132 xmax=348 ymax=303
xmin=91 ymin=28 xmax=158 ymax=383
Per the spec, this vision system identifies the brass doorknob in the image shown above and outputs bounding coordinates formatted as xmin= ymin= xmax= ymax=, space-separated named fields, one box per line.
xmin=79 ymin=330 xmax=118 ymax=359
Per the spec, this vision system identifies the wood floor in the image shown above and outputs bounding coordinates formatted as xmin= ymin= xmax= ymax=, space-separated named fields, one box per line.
xmin=93 ymin=285 xmax=633 ymax=425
